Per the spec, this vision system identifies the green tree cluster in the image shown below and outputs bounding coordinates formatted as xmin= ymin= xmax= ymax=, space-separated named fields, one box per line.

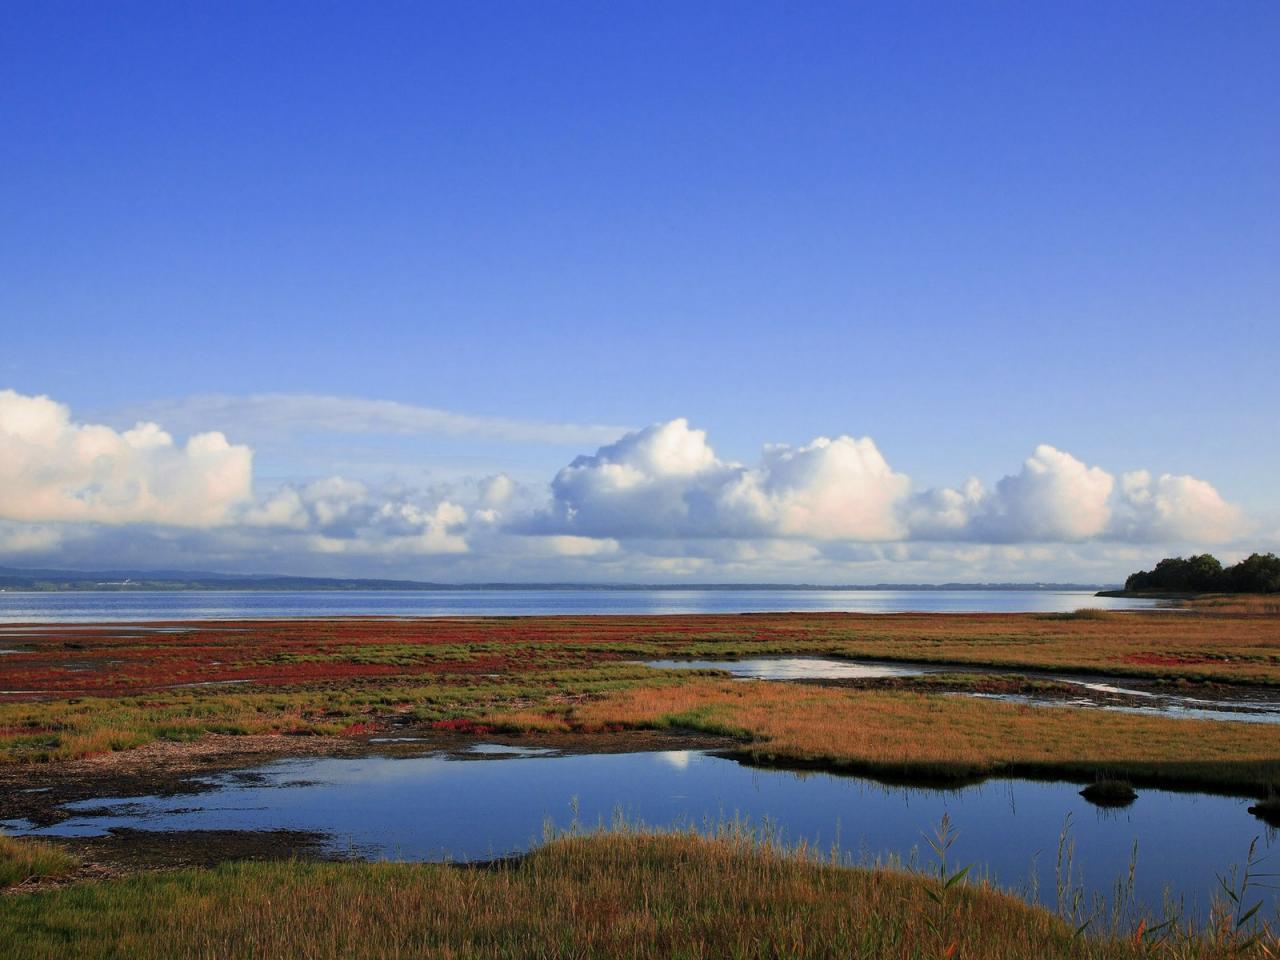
xmin=1124 ymin=552 xmax=1280 ymax=593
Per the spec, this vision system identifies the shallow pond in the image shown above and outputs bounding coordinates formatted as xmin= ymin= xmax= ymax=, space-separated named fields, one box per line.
xmin=644 ymin=657 xmax=1280 ymax=724
xmin=644 ymin=657 xmax=926 ymax=681
xmin=5 ymin=747 xmax=1274 ymax=923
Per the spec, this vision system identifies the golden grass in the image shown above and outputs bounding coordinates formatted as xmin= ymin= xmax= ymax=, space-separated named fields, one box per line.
xmin=792 ymin=616 xmax=1280 ymax=685
xmin=0 ymin=833 xmax=78 ymax=889
xmin=0 ymin=831 xmax=1260 ymax=959
xmin=1189 ymin=595 xmax=1280 ymax=616
xmin=491 ymin=680 xmax=1280 ymax=790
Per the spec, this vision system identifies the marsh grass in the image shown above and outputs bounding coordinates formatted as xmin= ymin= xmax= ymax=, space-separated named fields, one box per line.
xmin=1191 ymin=596 xmax=1280 ymax=616
xmin=0 ymin=832 xmax=78 ymax=888
xmin=490 ymin=679 xmax=1280 ymax=792
xmin=0 ymin=818 xmax=1274 ymax=959
xmin=3 ymin=610 xmax=1278 ymax=807
xmin=1042 ymin=608 xmax=1119 ymax=621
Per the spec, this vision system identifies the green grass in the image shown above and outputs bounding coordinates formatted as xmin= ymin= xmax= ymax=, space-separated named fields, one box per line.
xmin=0 ymin=832 xmax=78 ymax=889
xmin=0 ymin=828 xmax=1267 ymax=959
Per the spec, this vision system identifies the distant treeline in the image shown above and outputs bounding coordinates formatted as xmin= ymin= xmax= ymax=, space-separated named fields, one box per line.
xmin=1124 ymin=553 xmax=1280 ymax=593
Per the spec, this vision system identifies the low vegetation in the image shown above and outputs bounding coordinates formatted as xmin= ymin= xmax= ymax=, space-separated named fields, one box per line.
xmin=0 ymin=827 xmax=1271 ymax=959
xmin=1 ymin=611 xmax=1278 ymax=793
xmin=2 ymin=613 xmax=1278 ymax=957
xmin=487 ymin=678 xmax=1280 ymax=792
xmin=0 ymin=832 xmax=78 ymax=889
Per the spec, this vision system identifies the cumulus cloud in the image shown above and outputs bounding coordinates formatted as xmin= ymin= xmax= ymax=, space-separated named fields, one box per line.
xmin=907 ymin=447 xmax=1241 ymax=545
xmin=245 ymin=477 xmax=470 ymax=554
xmin=964 ymin=444 xmax=1114 ymax=543
xmin=987 ymin=445 xmax=1114 ymax=540
xmin=534 ymin=422 xmax=1243 ymax=548
xmin=721 ymin=436 xmax=910 ymax=540
xmin=0 ymin=393 xmax=1250 ymax=581
xmin=540 ymin=419 xmax=729 ymax=538
xmin=0 ymin=389 xmax=252 ymax=526
xmin=532 ymin=419 xmax=910 ymax=541
xmin=1112 ymin=470 xmax=1245 ymax=542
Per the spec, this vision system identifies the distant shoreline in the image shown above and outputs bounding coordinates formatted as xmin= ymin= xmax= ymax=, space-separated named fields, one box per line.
xmin=1 ymin=580 xmax=1111 ymax=594
xmin=1094 ymin=589 xmax=1196 ymax=599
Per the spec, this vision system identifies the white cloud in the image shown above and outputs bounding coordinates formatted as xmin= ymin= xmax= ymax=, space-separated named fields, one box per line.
xmin=721 ymin=436 xmax=911 ymax=540
xmin=538 ymin=535 xmax=621 ymax=557
xmin=479 ymin=474 xmax=516 ymax=506
xmin=903 ymin=478 xmax=985 ymax=539
xmin=907 ymin=446 xmax=1241 ymax=545
xmin=0 ymin=394 xmax=1252 ymax=581
xmin=967 ymin=444 xmax=1115 ymax=542
xmin=121 ymin=394 xmax=629 ymax=446
xmin=245 ymin=477 xmax=470 ymax=554
xmin=1112 ymin=470 xmax=1244 ymax=543
xmin=0 ymin=389 xmax=252 ymax=527
xmin=539 ymin=424 xmax=1244 ymax=551
xmin=534 ymin=419 xmax=910 ymax=541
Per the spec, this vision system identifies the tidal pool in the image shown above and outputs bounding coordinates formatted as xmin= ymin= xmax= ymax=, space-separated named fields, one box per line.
xmin=643 ymin=657 xmax=927 ymax=681
xmin=4 ymin=748 xmax=1273 ymax=923
xmin=644 ymin=657 xmax=1280 ymax=724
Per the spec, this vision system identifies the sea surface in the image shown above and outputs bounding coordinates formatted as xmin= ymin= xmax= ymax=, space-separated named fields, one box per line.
xmin=0 ymin=588 xmax=1160 ymax=623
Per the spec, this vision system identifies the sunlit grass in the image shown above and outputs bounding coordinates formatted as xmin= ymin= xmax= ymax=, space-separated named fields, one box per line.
xmin=0 ymin=832 xmax=78 ymax=889
xmin=0 ymin=826 xmax=1268 ymax=959
xmin=490 ymin=679 xmax=1280 ymax=790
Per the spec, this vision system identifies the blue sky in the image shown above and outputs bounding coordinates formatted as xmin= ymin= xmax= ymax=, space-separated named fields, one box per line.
xmin=2 ymin=3 xmax=1276 ymax=582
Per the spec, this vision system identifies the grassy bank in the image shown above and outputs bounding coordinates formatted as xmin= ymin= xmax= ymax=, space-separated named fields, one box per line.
xmin=0 ymin=833 xmax=77 ymax=889
xmin=488 ymin=678 xmax=1280 ymax=793
xmin=0 ymin=829 xmax=1268 ymax=959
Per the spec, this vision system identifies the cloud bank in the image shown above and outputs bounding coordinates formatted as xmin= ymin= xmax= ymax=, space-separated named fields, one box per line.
xmin=533 ymin=423 xmax=1243 ymax=546
xmin=530 ymin=419 xmax=912 ymax=540
xmin=0 ymin=391 xmax=1252 ymax=580
xmin=0 ymin=389 xmax=252 ymax=527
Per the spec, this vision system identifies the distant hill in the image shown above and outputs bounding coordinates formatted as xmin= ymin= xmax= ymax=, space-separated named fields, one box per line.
xmin=0 ymin=566 xmax=1106 ymax=592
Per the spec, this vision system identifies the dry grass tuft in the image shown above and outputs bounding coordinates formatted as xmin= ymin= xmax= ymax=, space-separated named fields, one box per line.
xmin=0 ymin=833 xmax=78 ymax=889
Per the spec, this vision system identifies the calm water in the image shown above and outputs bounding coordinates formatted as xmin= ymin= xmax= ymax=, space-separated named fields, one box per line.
xmin=5 ymin=747 xmax=1272 ymax=923
xmin=644 ymin=657 xmax=1280 ymax=724
xmin=645 ymin=657 xmax=929 ymax=681
xmin=0 ymin=588 xmax=1158 ymax=623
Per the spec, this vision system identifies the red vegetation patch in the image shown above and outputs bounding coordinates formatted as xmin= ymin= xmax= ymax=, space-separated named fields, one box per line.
xmin=2 ymin=610 xmax=1277 ymax=702
xmin=431 ymin=718 xmax=494 ymax=735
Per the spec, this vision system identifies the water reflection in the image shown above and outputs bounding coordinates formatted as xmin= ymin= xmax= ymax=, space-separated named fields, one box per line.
xmin=4 ymin=748 xmax=1271 ymax=922
xmin=645 ymin=657 xmax=925 ymax=680
xmin=0 ymin=588 xmax=1161 ymax=623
